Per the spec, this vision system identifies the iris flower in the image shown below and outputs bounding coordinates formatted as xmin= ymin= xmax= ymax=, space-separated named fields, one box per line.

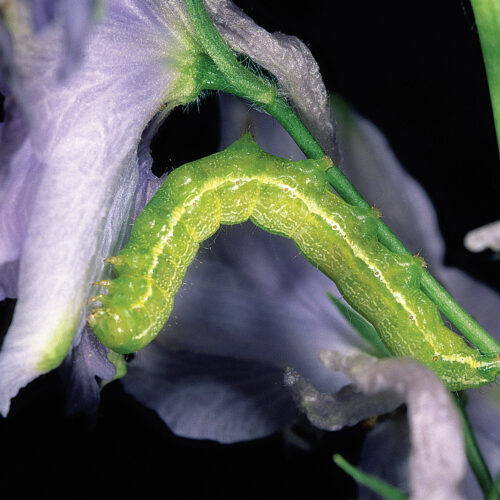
xmin=1 ymin=1 xmax=500 ymax=498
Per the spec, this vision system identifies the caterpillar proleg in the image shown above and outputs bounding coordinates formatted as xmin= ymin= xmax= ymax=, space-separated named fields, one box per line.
xmin=87 ymin=134 xmax=500 ymax=390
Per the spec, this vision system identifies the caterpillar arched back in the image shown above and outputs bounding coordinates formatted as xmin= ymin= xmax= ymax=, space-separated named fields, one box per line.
xmin=87 ymin=134 xmax=500 ymax=390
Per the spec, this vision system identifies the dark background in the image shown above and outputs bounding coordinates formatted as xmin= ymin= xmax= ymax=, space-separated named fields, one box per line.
xmin=1 ymin=1 xmax=499 ymax=498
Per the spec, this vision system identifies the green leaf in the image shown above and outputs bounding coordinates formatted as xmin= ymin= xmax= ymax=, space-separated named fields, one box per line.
xmin=333 ymin=454 xmax=407 ymax=500
xmin=470 ymin=0 xmax=500 ymax=156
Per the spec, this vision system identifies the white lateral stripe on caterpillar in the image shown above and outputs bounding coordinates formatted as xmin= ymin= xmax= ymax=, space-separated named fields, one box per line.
xmin=87 ymin=134 xmax=500 ymax=390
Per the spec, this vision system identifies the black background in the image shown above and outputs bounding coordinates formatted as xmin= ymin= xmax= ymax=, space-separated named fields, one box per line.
xmin=1 ymin=1 xmax=499 ymax=498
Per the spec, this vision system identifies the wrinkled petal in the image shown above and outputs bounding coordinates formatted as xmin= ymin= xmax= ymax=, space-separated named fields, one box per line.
xmin=284 ymin=367 xmax=402 ymax=431
xmin=54 ymin=111 xmax=170 ymax=415
xmin=321 ymin=351 xmax=466 ymax=500
xmin=57 ymin=123 xmax=167 ymax=415
xmin=0 ymin=0 xmax=200 ymax=416
xmin=124 ymin=344 xmax=297 ymax=443
xmin=205 ymin=0 xmax=339 ymax=162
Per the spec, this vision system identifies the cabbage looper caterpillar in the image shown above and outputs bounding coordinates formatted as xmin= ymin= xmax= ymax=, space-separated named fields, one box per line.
xmin=88 ymin=134 xmax=500 ymax=390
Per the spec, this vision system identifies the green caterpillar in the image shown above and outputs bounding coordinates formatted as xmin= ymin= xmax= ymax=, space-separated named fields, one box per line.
xmin=87 ymin=133 xmax=500 ymax=390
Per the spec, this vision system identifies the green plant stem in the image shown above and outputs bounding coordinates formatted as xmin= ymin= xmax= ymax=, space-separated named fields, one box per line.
xmin=487 ymin=471 xmax=500 ymax=500
xmin=333 ymin=454 xmax=408 ymax=500
xmin=185 ymin=0 xmax=275 ymax=106
xmin=186 ymin=0 xmax=500 ymax=353
xmin=454 ymin=393 xmax=493 ymax=497
xmin=470 ymin=0 xmax=500 ymax=156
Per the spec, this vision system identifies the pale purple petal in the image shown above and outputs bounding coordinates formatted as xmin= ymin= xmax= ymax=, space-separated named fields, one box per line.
xmin=124 ymin=344 xmax=297 ymax=443
xmin=0 ymin=0 xmax=199 ymax=416
xmin=357 ymin=412 xmax=488 ymax=500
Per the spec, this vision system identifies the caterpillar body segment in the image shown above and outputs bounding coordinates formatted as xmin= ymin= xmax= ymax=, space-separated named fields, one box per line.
xmin=88 ymin=134 xmax=500 ymax=390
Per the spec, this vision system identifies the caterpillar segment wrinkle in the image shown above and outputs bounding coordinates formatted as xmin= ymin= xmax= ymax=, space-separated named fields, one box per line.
xmin=87 ymin=134 xmax=500 ymax=390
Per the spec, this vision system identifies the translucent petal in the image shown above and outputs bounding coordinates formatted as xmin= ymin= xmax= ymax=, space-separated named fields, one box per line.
xmin=0 ymin=0 xmax=196 ymax=416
